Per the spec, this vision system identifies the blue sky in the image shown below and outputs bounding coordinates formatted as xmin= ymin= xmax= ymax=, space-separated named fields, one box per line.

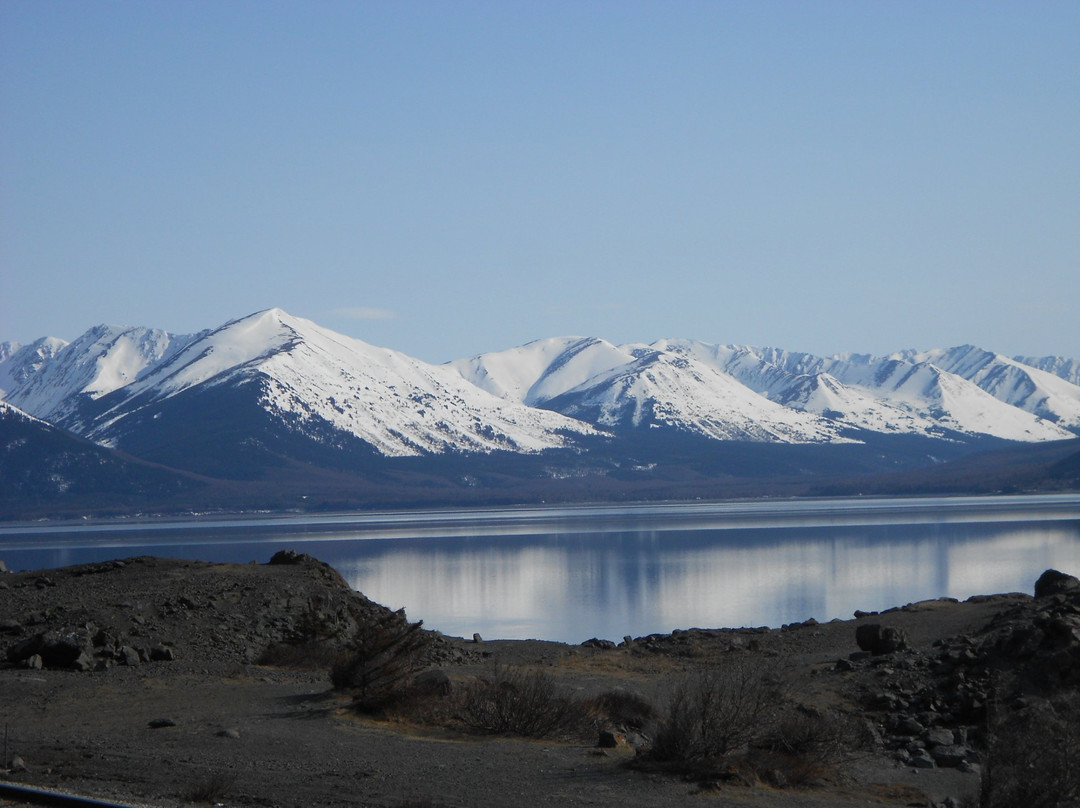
xmin=2 ymin=1 xmax=1077 ymax=362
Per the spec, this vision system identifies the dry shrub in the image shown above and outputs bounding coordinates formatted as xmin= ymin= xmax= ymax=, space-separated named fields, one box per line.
xmin=979 ymin=691 xmax=1080 ymax=808
xmin=258 ymin=599 xmax=353 ymax=669
xmin=647 ymin=658 xmax=785 ymax=767
xmin=331 ymin=608 xmax=428 ymax=713
xmin=752 ymin=706 xmax=871 ymax=786
xmin=585 ymin=689 xmax=659 ymax=731
xmin=461 ymin=666 xmax=587 ymax=738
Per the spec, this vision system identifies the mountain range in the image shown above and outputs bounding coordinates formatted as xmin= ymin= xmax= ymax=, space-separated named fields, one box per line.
xmin=2 ymin=308 xmax=1079 ymax=518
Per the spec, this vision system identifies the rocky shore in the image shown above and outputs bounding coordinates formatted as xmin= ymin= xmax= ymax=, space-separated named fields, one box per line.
xmin=1 ymin=552 xmax=1078 ymax=807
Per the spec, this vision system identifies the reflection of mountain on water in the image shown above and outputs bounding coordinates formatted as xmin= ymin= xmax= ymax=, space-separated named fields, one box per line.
xmin=3 ymin=497 xmax=1079 ymax=644
xmin=329 ymin=520 xmax=1080 ymax=643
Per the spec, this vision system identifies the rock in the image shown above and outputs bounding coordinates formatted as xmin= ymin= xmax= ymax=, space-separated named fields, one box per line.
xmin=581 ymin=638 xmax=616 ymax=650
xmin=269 ymin=550 xmax=315 ymax=565
xmin=931 ymin=745 xmax=968 ymax=768
xmin=1034 ymin=569 xmax=1080 ymax=599
xmin=923 ymin=727 xmax=955 ymax=748
xmin=217 ymin=728 xmax=241 ymax=739
xmin=149 ymin=645 xmax=175 ymax=661
xmin=72 ymin=651 xmax=95 ymax=671
xmin=120 ymin=646 xmax=141 ymax=666
xmin=856 ymin=624 xmax=910 ymax=655
xmin=11 ymin=630 xmax=94 ymax=668
xmin=23 ymin=653 xmax=43 ymax=670
xmin=597 ymin=730 xmax=619 ymax=748
xmin=0 ymin=559 xmax=7 ymax=573
xmin=6 ymin=633 xmax=45 ymax=663
xmin=148 ymin=718 xmax=177 ymax=728
xmin=9 ymin=755 xmax=26 ymax=772
xmin=472 ymin=633 xmax=483 ymax=644
xmin=893 ymin=715 xmax=925 ymax=736
xmin=909 ymin=749 xmax=936 ymax=768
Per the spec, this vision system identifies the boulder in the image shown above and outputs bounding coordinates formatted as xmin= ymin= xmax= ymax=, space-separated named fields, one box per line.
xmin=856 ymin=624 xmax=910 ymax=655
xmin=1034 ymin=569 xmax=1080 ymax=599
xmin=931 ymin=745 xmax=968 ymax=768
xmin=8 ymin=630 xmax=93 ymax=668
xmin=597 ymin=730 xmax=619 ymax=748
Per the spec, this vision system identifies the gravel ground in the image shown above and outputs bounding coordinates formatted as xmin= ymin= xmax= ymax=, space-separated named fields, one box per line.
xmin=0 ymin=553 xmax=1033 ymax=807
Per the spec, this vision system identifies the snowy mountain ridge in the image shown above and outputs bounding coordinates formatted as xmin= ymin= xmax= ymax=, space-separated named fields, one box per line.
xmin=2 ymin=309 xmax=1079 ymax=466
xmin=72 ymin=309 xmax=598 ymax=457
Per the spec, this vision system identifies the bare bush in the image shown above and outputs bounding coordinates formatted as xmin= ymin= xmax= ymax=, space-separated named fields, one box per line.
xmin=461 ymin=666 xmax=586 ymax=738
xmin=979 ymin=691 xmax=1080 ymax=808
xmin=331 ymin=608 xmax=428 ymax=713
xmin=584 ymin=689 xmax=659 ymax=731
xmin=754 ymin=706 xmax=871 ymax=785
xmin=647 ymin=658 xmax=785 ymax=766
xmin=258 ymin=599 xmax=352 ymax=669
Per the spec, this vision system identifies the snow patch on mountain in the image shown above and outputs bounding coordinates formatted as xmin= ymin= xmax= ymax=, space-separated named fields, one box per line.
xmin=454 ymin=338 xmax=849 ymax=444
xmin=90 ymin=309 xmax=598 ymax=457
xmin=654 ymin=339 xmax=1075 ymax=442
xmin=0 ymin=337 xmax=68 ymax=399
xmin=1014 ymin=355 xmax=1080 ymax=387
xmin=0 ymin=399 xmax=50 ymax=427
xmin=0 ymin=326 xmax=198 ymax=430
xmin=895 ymin=346 xmax=1080 ymax=430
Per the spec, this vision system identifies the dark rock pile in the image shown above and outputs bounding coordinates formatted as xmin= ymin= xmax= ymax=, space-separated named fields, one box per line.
xmin=846 ymin=569 xmax=1080 ymax=773
xmin=0 ymin=554 xmax=402 ymax=673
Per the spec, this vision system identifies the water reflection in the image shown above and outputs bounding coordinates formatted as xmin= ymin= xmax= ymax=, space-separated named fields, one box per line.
xmin=2 ymin=495 xmax=1079 ymax=643
xmin=329 ymin=522 xmax=1080 ymax=642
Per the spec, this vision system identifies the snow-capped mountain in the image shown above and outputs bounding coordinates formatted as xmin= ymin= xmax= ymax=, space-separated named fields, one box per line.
xmin=452 ymin=338 xmax=849 ymax=443
xmin=896 ymin=346 xmax=1080 ymax=430
xmin=78 ymin=309 xmax=598 ymax=458
xmin=0 ymin=399 xmax=47 ymax=426
xmin=653 ymin=341 xmax=953 ymax=439
xmin=1012 ymin=355 xmax=1080 ymax=388
xmin=456 ymin=337 xmax=1077 ymax=444
xmin=0 ymin=336 xmax=68 ymax=399
xmin=0 ymin=326 xmax=200 ymax=431
xmin=3 ymin=309 xmax=1080 ymax=485
xmin=649 ymin=340 xmax=1075 ymax=443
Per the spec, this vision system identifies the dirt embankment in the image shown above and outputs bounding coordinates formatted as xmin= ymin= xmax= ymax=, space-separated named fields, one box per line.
xmin=1 ymin=552 xmax=1078 ymax=808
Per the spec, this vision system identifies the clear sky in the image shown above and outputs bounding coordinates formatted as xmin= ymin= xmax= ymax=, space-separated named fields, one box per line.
xmin=2 ymin=1 xmax=1077 ymax=363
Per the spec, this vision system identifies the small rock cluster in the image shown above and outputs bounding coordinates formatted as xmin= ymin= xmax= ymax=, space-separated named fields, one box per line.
xmin=844 ymin=568 xmax=1080 ymax=774
xmin=5 ymin=626 xmax=175 ymax=671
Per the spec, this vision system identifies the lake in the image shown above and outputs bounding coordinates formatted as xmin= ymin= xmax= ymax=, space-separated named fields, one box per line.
xmin=2 ymin=494 xmax=1079 ymax=644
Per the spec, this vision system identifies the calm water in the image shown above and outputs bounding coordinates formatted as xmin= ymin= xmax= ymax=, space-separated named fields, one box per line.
xmin=2 ymin=495 xmax=1079 ymax=644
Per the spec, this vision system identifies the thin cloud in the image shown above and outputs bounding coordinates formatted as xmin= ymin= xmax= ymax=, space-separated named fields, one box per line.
xmin=334 ymin=306 xmax=397 ymax=321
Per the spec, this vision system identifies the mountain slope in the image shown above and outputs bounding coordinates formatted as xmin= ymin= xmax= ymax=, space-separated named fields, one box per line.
xmin=82 ymin=309 xmax=598 ymax=461
xmin=453 ymin=338 xmax=848 ymax=443
xmin=654 ymin=340 xmax=954 ymax=439
xmin=0 ymin=326 xmax=199 ymax=431
xmin=0 ymin=401 xmax=205 ymax=517
xmin=898 ymin=345 xmax=1080 ymax=430
xmin=647 ymin=340 xmax=1077 ymax=442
